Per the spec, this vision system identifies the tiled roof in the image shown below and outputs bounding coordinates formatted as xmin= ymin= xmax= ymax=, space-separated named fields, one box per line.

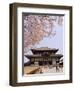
xmin=31 ymin=47 xmax=58 ymax=51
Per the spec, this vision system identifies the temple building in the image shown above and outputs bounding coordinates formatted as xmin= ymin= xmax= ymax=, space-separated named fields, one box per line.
xmin=25 ymin=47 xmax=63 ymax=69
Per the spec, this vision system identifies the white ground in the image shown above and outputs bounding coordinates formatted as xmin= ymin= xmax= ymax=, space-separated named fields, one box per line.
xmin=35 ymin=65 xmax=63 ymax=74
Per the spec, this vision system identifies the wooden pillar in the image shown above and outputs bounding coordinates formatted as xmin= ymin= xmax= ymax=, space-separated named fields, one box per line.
xmin=56 ymin=58 xmax=59 ymax=72
xmin=31 ymin=58 xmax=34 ymax=66
xmin=48 ymin=58 xmax=52 ymax=65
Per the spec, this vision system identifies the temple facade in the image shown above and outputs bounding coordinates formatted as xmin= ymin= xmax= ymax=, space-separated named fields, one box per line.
xmin=25 ymin=47 xmax=63 ymax=69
